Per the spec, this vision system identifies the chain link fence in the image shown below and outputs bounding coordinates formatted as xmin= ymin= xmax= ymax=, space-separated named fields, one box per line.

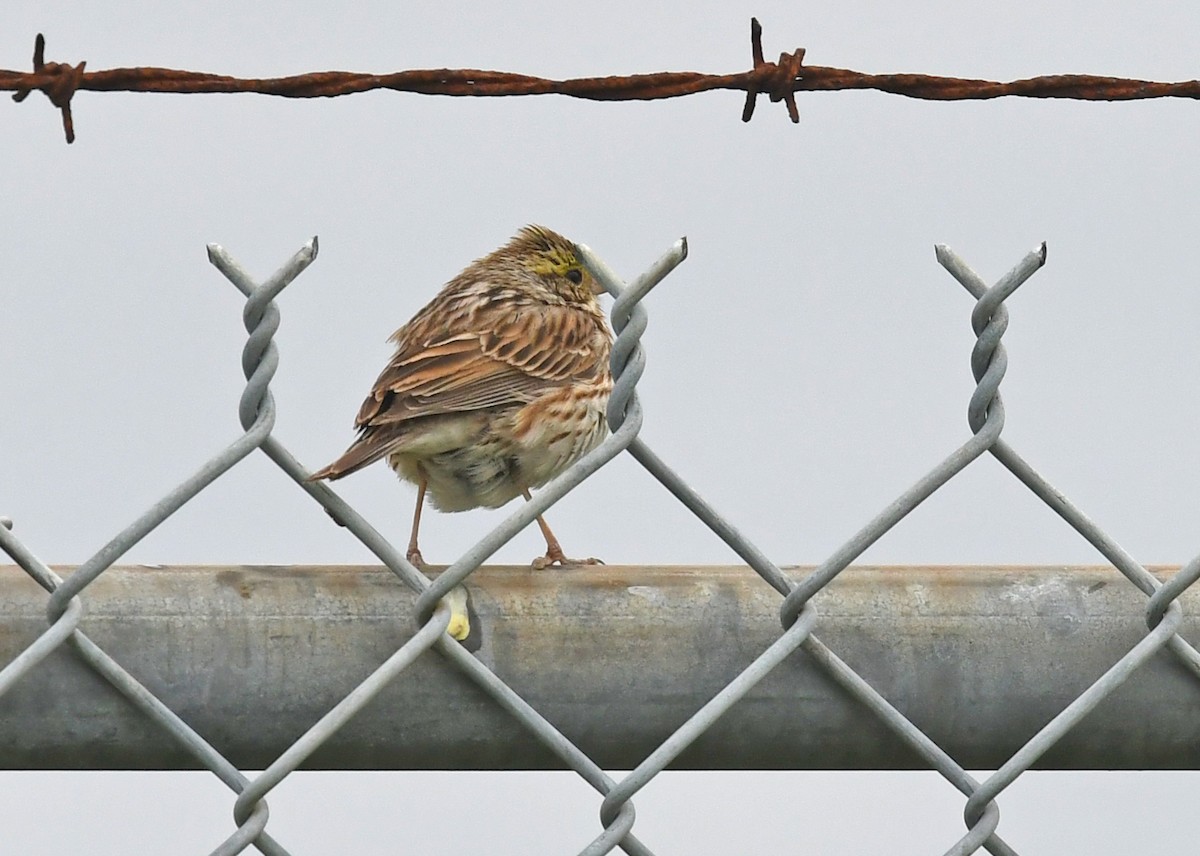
xmin=2 ymin=236 xmax=1199 ymax=855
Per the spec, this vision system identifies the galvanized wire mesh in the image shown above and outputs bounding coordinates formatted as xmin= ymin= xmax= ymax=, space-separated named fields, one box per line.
xmin=2 ymin=236 xmax=1199 ymax=855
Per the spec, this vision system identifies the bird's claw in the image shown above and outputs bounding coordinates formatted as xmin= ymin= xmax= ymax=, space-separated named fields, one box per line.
xmin=531 ymin=553 xmax=604 ymax=570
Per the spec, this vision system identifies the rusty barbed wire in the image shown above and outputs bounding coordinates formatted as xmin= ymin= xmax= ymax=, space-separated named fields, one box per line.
xmin=5 ymin=17 xmax=1200 ymax=144
xmin=9 ymin=34 xmax=85 ymax=143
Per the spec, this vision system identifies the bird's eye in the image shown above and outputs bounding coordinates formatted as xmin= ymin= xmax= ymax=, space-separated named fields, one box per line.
xmin=565 ymin=268 xmax=583 ymax=284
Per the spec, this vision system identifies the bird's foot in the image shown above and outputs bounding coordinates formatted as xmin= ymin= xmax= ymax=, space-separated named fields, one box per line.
xmin=531 ymin=549 xmax=605 ymax=570
xmin=406 ymin=547 xmax=427 ymax=568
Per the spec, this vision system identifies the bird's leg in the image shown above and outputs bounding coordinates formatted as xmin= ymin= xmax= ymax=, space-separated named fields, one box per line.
xmin=522 ymin=489 xmax=603 ymax=569
xmin=407 ymin=466 xmax=428 ymax=567
xmin=532 ymin=508 xmax=567 ymax=568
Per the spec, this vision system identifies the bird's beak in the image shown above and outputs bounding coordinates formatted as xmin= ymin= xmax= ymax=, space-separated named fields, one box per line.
xmin=589 ymin=279 xmax=606 ymax=296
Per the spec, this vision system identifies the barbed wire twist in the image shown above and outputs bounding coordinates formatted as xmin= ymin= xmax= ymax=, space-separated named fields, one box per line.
xmin=6 ymin=19 xmax=1200 ymax=143
xmin=10 ymin=33 xmax=83 ymax=142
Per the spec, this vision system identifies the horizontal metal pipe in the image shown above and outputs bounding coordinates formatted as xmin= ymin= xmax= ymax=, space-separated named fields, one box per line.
xmin=0 ymin=564 xmax=1196 ymax=771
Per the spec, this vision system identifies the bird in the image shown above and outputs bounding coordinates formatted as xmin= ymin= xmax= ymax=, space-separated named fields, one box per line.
xmin=310 ymin=225 xmax=612 ymax=572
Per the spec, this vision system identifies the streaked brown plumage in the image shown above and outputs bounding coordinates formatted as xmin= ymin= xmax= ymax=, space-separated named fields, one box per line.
xmin=311 ymin=225 xmax=611 ymax=568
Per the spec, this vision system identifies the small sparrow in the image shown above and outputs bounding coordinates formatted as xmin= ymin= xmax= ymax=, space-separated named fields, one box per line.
xmin=311 ymin=225 xmax=611 ymax=570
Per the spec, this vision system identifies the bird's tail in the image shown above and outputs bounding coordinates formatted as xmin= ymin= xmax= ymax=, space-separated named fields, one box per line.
xmin=308 ymin=432 xmax=397 ymax=481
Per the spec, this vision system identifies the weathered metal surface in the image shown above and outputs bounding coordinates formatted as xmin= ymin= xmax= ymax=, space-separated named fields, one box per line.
xmin=0 ymin=564 xmax=1196 ymax=770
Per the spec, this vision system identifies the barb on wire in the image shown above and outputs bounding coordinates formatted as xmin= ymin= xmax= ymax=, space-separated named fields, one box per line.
xmin=10 ymin=33 xmax=84 ymax=142
xmin=5 ymin=19 xmax=1200 ymax=142
xmin=742 ymin=17 xmax=804 ymax=122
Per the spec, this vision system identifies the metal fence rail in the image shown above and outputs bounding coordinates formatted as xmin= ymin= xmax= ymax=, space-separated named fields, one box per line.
xmin=5 ymin=564 xmax=1200 ymax=771
xmin=2 ymin=237 xmax=1199 ymax=855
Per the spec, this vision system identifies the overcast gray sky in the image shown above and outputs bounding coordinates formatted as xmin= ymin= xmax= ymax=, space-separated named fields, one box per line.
xmin=3 ymin=0 xmax=1200 ymax=853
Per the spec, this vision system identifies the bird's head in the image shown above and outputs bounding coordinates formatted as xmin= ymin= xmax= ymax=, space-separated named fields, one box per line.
xmin=500 ymin=224 xmax=605 ymax=307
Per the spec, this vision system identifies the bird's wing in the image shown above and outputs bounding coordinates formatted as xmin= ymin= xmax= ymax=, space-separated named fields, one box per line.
xmin=309 ymin=304 xmax=607 ymax=481
xmin=357 ymin=304 xmax=607 ymax=427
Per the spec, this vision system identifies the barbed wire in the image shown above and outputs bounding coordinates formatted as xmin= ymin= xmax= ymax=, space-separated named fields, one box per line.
xmin=5 ymin=18 xmax=1199 ymax=144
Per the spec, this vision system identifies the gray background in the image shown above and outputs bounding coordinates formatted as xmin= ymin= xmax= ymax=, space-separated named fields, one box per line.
xmin=3 ymin=0 xmax=1199 ymax=852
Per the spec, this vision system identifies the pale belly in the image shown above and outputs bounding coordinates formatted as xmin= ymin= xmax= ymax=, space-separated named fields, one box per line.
xmin=387 ymin=390 xmax=609 ymax=513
